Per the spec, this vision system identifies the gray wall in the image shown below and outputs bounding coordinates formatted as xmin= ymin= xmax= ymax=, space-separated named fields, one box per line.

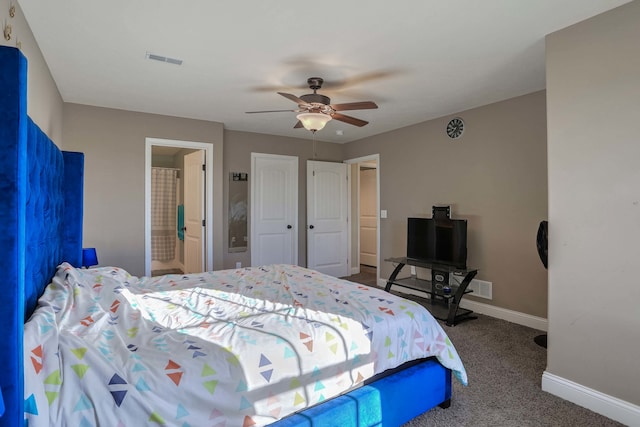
xmin=223 ymin=129 xmax=343 ymax=270
xmin=62 ymin=103 xmax=224 ymax=276
xmin=344 ymin=91 xmax=549 ymax=317
xmin=0 ymin=0 xmax=63 ymax=143
xmin=546 ymin=0 xmax=640 ymax=407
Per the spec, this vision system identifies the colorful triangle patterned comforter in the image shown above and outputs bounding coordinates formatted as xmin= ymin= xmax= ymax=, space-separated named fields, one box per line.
xmin=24 ymin=263 xmax=467 ymax=426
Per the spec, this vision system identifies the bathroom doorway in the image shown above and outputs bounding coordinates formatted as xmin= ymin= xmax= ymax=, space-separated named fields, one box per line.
xmin=145 ymin=138 xmax=214 ymax=276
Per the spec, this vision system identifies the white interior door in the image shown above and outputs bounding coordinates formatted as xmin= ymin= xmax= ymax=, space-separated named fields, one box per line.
xmin=183 ymin=150 xmax=205 ymax=273
xmin=359 ymin=167 xmax=378 ymax=267
xmin=307 ymin=160 xmax=349 ymax=277
xmin=251 ymin=153 xmax=298 ymax=266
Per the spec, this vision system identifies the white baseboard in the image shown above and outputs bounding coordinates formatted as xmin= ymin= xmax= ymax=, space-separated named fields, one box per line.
xmin=542 ymin=371 xmax=640 ymax=426
xmin=459 ymin=298 xmax=548 ymax=331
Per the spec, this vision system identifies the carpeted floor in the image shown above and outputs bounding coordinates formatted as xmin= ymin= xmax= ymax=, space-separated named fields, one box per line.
xmin=343 ymin=269 xmax=623 ymax=426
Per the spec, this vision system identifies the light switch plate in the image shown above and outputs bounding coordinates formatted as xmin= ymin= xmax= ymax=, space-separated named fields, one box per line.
xmin=380 ymin=210 xmax=388 ymax=219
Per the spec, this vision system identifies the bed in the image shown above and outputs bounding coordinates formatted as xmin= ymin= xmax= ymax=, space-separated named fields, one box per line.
xmin=0 ymin=45 xmax=466 ymax=427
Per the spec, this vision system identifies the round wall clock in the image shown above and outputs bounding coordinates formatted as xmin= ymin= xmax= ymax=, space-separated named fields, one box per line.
xmin=446 ymin=117 xmax=464 ymax=139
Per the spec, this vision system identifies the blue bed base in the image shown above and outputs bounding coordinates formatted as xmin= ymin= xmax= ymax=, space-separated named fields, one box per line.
xmin=0 ymin=46 xmax=451 ymax=427
xmin=272 ymin=359 xmax=451 ymax=427
xmin=0 ymin=46 xmax=85 ymax=427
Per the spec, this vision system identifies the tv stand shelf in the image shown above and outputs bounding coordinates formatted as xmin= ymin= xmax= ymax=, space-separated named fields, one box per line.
xmin=384 ymin=257 xmax=478 ymax=326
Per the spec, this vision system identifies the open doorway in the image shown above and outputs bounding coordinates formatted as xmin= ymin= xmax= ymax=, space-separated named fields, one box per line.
xmin=345 ymin=154 xmax=380 ymax=287
xmin=145 ymin=138 xmax=215 ymax=276
xmin=149 ymin=147 xmax=184 ymax=276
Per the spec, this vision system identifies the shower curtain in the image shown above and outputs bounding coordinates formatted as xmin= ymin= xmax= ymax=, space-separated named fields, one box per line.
xmin=151 ymin=167 xmax=178 ymax=261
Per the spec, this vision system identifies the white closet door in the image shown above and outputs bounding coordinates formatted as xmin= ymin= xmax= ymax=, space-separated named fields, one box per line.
xmin=251 ymin=153 xmax=298 ymax=266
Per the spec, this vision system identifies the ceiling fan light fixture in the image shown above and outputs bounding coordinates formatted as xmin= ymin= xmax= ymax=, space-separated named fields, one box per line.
xmin=296 ymin=113 xmax=332 ymax=132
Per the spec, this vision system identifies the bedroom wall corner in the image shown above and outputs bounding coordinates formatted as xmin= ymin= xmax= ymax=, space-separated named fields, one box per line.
xmin=546 ymin=0 xmax=640 ymax=416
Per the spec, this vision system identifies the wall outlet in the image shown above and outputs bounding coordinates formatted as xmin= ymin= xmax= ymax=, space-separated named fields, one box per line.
xmin=235 ymin=262 xmax=242 ymax=268
xmin=410 ymin=266 xmax=417 ymax=276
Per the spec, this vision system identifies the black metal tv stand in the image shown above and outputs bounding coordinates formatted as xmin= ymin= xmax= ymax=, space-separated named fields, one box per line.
xmin=384 ymin=257 xmax=478 ymax=326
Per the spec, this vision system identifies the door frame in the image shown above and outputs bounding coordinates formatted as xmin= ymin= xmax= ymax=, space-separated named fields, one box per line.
xmin=145 ymin=138 xmax=214 ymax=276
xmin=344 ymin=154 xmax=381 ymax=284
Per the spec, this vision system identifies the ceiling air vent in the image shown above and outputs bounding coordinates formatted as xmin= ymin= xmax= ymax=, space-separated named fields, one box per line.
xmin=145 ymin=52 xmax=183 ymax=66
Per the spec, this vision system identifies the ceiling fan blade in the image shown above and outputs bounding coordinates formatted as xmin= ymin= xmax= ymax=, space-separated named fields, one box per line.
xmin=278 ymin=92 xmax=308 ymax=105
xmin=330 ymin=101 xmax=378 ymax=111
xmin=246 ymin=109 xmax=298 ymax=114
xmin=331 ymin=113 xmax=369 ymax=127
xmin=294 ymin=121 xmax=304 ymax=129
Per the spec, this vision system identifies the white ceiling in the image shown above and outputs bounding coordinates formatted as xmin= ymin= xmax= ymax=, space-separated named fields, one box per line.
xmin=19 ymin=0 xmax=630 ymax=144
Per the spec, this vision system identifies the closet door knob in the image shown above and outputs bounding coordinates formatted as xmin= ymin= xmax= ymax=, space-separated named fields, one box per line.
xmin=287 ymin=225 xmax=292 ymax=229
xmin=309 ymin=225 xmax=315 ymax=229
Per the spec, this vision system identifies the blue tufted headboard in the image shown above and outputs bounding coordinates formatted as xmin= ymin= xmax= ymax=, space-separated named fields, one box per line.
xmin=0 ymin=46 xmax=84 ymax=427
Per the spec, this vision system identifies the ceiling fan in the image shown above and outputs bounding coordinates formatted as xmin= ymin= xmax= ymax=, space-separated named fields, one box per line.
xmin=246 ymin=77 xmax=378 ymax=132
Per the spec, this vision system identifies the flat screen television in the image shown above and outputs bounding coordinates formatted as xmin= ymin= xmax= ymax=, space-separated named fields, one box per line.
xmin=407 ymin=217 xmax=467 ymax=269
